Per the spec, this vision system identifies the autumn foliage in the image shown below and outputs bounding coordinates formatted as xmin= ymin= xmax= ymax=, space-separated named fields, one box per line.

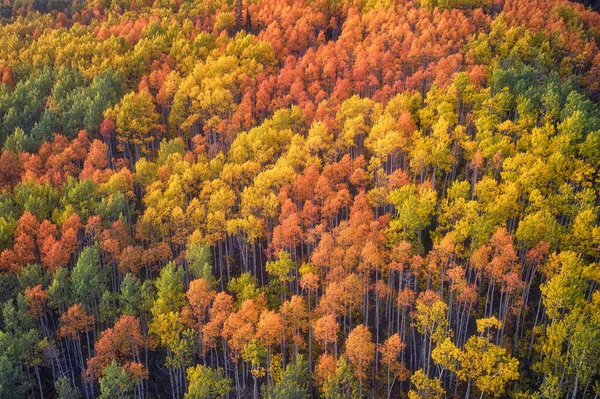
xmin=0 ymin=0 xmax=600 ymax=398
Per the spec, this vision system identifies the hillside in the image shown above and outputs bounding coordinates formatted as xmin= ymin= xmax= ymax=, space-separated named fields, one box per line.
xmin=0 ymin=0 xmax=600 ymax=398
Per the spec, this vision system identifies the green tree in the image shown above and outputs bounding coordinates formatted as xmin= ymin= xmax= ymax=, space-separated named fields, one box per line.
xmin=120 ymin=273 xmax=142 ymax=316
xmin=186 ymin=243 xmax=216 ymax=284
xmin=262 ymin=355 xmax=310 ymax=399
xmin=150 ymin=262 xmax=193 ymax=398
xmin=388 ymin=184 xmax=437 ymax=250
xmin=71 ymin=246 xmax=105 ymax=311
xmin=266 ymin=250 xmax=295 ymax=302
xmin=99 ymin=360 xmax=134 ymax=399
xmin=185 ymin=365 xmax=232 ymax=399
xmin=228 ymin=272 xmax=260 ymax=304
xmin=153 ymin=262 xmax=186 ymax=315
xmin=61 ymin=178 xmax=100 ymax=222
xmin=14 ymin=179 xmax=59 ymax=221
xmin=47 ymin=267 xmax=73 ymax=313
xmin=4 ymin=127 xmax=34 ymax=153
xmin=535 ymin=252 xmax=600 ymax=398
xmin=54 ymin=376 xmax=81 ymax=399
xmin=322 ymin=357 xmax=360 ymax=399
xmin=1 ymin=297 xmax=43 ymax=398
xmin=18 ymin=263 xmax=47 ymax=291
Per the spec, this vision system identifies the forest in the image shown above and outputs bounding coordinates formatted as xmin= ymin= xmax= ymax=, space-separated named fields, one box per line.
xmin=0 ymin=0 xmax=600 ymax=397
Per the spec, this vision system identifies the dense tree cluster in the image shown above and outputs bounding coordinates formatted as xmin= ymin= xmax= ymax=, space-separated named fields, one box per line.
xmin=1 ymin=0 xmax=600 ymax=397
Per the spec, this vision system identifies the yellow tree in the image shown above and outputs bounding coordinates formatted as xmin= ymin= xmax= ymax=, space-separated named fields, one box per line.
xmin=108 ymin=91 xmax=162 ymax=162
xmin=432 ymin=317 xmax=519 ymax=398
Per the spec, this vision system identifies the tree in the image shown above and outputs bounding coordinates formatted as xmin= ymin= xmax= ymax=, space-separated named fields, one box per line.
xmin=17 ymin=263 xmax=47 ymax=292
xmin=54 ymin=376 xmax=81 ymax=399
xmin=185 ymin=365 xmax=232 ymax=399
xmin=202 ymin=292 xmax=234 ymax=351
xmin=262 ymin=355 xmax=310 ymax=399
xmin=186 ymin=243 xmax=215 ymax=284
xmin=408 ymin=369 xmax=445 ymax=399
xmin=109 ymin=91 xmax=162 ymax=161
xmin=10 ymin=212 xmax=39 ymax=271
xmin=432 ymin=318 xmax=519 ymax=398
xmin=313 ymin=314 xmax=340 ymax=355
xmin=413 ymin=291 xmax=449 ymax=375
xmin=0 ymin=331 xmax=33 ymax=398
xmin=150 ymin=262 xmax=194 ymax=399
xmin=222 ymin=296 xmax=265 ymax=361
xmin=59 ymin=304 xmax=94 ymax=340
xmin=186 ymin=278 xmax=216 ymax=355
xmin=186 ymin=278 xmax=215 ymax=327
xmin=228 ymin=272 xmax=260 ymax=303
xmin=256 ymin=310 xmax=284 ymax=382
xmin=0 ymin=295 xmax=44 ymax=399
xmin=71 ymin=246 xmax=105 ymax=311
xmin=1 ymin=0 xmax=600 ymax=397
xmin=535 ymin=252 xmax=600 ymax=398
xmin=153 ymin=262 xmax=186 ymax=315
xmin=345 ymin=325 xmax=375 ymax=387
xmin=99 ymin=360 xmax=134 ymax=399
xmin=59 ymin=303 xmax=95 ymax=397
xmin=459 ymin=335 xmax=519 ymax=398
xmin=266 ymin=249 xmax=295 ymax=302
xmin=99 ymin=291 xmax=120 ymax=325
xmin=388 ymin=184 xmax=437 ymax=249
xmin=379 ymin=334 xmax=409 ymax=398
xmin=280 ymin=295 xmax=309 ymax=356
xmin=321 ymin=356 xmax=361 ymax=399
xmin=24 ymin=284 xmax=48 ymax=318
xmin=87 ymin=315 xmax=147 ymax=382
xmin=120 ymin=273 xmax=142 ymax=316
xmin=0 ymin=150 xmax=22 ymax=191
xmin=48 ymin=267 xmax=73 ymax=313
xmin=61 ymin=178 xmax=100 ymax=222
